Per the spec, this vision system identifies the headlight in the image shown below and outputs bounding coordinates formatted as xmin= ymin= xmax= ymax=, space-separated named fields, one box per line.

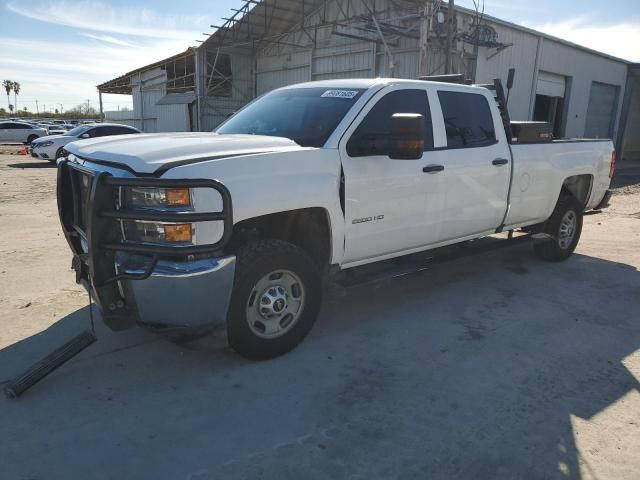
xmin=35 ymin=141 xmax=54 ymax=147
xmin=123 ymin=221 xmax=194 ymax=244
xmin=125 ymin=187 xmax=192 ymax=208
xmin=119 ymin=186 xmax=224 ymax=246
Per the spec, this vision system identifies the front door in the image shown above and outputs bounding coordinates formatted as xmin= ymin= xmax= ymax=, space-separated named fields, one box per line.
xmin=340 ymin=87 xmax=445 ymax=264
xmin=0 ymin=123 xmax=10 ymax=142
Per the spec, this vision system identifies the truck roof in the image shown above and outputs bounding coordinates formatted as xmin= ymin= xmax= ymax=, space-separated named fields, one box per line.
xmin=279 ymin=78 xmax=485 ymax=92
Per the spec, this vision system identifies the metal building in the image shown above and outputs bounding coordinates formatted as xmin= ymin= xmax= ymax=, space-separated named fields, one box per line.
xmin=97 ymin=0 xmax=638 ymax=159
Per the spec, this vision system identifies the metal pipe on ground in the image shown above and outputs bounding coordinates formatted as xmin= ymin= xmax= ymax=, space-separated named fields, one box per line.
xmin=4 ymin=330 xmax=96 ymax=399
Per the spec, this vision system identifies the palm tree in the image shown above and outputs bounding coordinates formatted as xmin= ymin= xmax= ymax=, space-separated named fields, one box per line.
xmin=12 ymin=82 xmax=20 ymax=112
xmin=2 ymin=80 xmax=12 ymax=110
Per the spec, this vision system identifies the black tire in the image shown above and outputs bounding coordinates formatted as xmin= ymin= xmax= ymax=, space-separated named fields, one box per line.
xmin=26 ymin=135 xmax=38 ymax=145
xmin=55 ymin=147 xmax=65 ymax=160
xmin=227 ymin=239 xmax=322 ymax=360
xmin=534 ymin=193 xmax=583 ymax=262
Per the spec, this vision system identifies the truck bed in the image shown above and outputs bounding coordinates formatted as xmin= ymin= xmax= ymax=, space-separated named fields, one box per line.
xmin=505 ymin=139 xmax=614 ymax=228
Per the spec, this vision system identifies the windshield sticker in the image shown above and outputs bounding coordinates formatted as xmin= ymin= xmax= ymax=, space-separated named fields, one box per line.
xmin=321 ymin=90 xmax=359 ymax=99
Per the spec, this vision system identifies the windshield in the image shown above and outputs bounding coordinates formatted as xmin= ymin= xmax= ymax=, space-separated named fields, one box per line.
xmin=216 ymin=87 xmax=365 ymax=147
xmin=67 ymin=126 xmax=90 ymax=136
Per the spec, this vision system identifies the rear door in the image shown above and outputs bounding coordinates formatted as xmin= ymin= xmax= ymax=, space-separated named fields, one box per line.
xmin=434 ymin=89 xmax=511 ymax=241
xmin=340 ymin=86 xmax=445 ymax=264
xmin=13 ymin=123 xmax=33 ymax=142
xmin=86 ymin=126 xmax=111 ymax=138
xmin=3 ymin=122 xmax=22 ymax=142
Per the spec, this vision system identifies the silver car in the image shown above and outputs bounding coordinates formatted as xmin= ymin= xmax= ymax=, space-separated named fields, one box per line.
xmin=0 ymin=121 xmax=48 ymax=144
xmin=30 ymin=123 xmax=142 ymax=161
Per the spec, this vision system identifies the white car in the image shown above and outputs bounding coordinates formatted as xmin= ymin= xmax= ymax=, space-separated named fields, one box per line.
xmin=31 ymin=123 xmax=141 ymax=161
xmin=58 ymin=78 xmax=615 ymax=359
xmin=0 ymin=121 xmax=47 ymax=144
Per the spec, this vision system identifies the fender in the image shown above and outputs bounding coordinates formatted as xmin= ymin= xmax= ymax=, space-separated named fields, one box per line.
xmin=163 ymin=149 xmax=346 ymax=265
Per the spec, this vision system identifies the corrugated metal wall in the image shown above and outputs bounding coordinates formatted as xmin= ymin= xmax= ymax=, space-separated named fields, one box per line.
xmin=130 ymin=68 xmax=190 ymax=133
xmin=474 ymin=24 xmax=540 ymax=122
xmin=256 ymin=50 xmax=312 ymax=95
xmin=474 ymin=20 xmax=627 ymax=138
xmin=537 ymin=39 xmax=627 ymax=139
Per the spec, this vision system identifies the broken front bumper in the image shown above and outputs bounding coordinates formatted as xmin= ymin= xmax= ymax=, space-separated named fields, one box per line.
xmin=114 ymin=254 xmax=235 ymax=331
xmin=57 ymin=158 xmax=235 ymax=332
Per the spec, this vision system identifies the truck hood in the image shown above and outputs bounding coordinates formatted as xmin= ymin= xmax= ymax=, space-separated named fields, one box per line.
xmin=65 ymin=133 xmax=302 ymax=175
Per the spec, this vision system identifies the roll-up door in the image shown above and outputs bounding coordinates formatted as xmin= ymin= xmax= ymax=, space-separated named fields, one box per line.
xmin=585 ymin=81 xmax=618 ymax=139
xmin=536 ymin=71 xmax=566 ymax=98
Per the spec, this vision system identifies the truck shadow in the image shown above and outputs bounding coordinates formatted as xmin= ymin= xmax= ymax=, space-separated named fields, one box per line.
xmin=7 ymin=161 xmax=57 ymax=169
xmin=1 ymin=241 xmax=638 ymax=479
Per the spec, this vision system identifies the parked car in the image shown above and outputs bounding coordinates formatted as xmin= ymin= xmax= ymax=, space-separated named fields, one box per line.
xmin=0 ymin=121 xmax=48 ymax=144
xmin=46 ymin=125 xmax=69 ymax=136
xmin=31 ymin=123 xmax=141 ymax=161
xmin=57 ymin=78 xmax=615 ymax=360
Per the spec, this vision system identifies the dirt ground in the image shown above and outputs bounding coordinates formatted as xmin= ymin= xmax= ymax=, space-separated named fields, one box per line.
xmin=0 ymin=148 xmax=639 ymax=479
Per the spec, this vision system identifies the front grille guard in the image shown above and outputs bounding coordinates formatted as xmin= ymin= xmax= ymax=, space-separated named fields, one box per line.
xmin=58 ymin=159 xmax=233 ymax=294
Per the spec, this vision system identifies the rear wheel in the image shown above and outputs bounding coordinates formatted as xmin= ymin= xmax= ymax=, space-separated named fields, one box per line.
xmin=227 ymin=239 xmax=322 ymax=360
xmin=534 ymin=194 xmax=583 ymax=261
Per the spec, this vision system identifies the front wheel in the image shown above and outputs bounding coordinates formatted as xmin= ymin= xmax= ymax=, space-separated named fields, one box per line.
xmin=534 ymin=194 xmax=583 ymax=261
xmin=26 ymin=135 xmax=38 ymax=145
xmin=227 ymin=239 xmax=322 ymax=360
xmin=55 ymin=147 xmax=65 ymax=160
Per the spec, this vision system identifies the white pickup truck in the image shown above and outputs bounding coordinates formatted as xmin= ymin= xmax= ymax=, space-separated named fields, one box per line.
xmin=57 ymin=78 xmax=615 ymax=359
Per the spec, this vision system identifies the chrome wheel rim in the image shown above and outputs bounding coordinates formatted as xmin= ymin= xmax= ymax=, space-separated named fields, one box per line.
xmin=558 ymin=210 xmax=577 ymax=249
xmin=246 ymin=270 xmax=305 ymax=339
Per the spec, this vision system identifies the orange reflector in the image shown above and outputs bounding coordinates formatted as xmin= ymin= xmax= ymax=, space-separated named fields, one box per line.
xmin=166 ymin=188 xmax=191 ymax=207
xmin=164 ymin=224 xmax=192 ymax=242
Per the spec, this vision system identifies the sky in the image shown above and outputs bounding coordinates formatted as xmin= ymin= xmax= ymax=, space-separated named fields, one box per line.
xmin=1 ymin=0 xmax=638 ymax=114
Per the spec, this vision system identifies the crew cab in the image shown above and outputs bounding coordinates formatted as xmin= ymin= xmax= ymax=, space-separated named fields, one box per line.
xmin=56 ymin=78 xmax=615 ymax=359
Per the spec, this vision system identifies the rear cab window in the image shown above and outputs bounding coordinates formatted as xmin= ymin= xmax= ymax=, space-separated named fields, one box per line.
xmin=438 ymin=91 xmax=496 ymax=148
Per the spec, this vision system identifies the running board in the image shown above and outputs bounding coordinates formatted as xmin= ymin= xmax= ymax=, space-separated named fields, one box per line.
xmin=333 ymin=233 xmax=532 ymax=289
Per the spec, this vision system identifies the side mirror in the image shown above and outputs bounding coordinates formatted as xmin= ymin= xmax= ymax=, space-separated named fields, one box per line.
xmin=80 ymin=133 xmax=89 ymax=138
xmin=388 ymin=113 xmax=424 ymax=160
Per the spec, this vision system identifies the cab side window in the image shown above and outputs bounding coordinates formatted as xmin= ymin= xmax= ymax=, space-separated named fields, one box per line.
xmin=87 ymin=127 xmax=107 ymax=138
xmin=114 ymin=126 xmax=139 ymax=135
xmin=438 ymin=91 xmax=496 ymax=148
xmin=347 ymin=89 xmax=433 ymax=157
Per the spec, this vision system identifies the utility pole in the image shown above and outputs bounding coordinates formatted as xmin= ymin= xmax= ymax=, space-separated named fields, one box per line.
xmin=417 ymin=1 xmax=432 ymax=78
xmin=35 ymin=100 xmax=39 ymax=117
xmin=86 ymin=99 xmax=91 ymax=114
xmin=59 ymin=103 xmax=63 ymax=113
xmin=445 ymin=0 xmax=456 ymax=74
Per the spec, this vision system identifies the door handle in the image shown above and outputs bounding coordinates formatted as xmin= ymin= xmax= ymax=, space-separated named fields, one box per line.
xmin=492 ymin=158 xmax=509 ymax=166
xmin=423 ymin=164 xmax=444 ymax=173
